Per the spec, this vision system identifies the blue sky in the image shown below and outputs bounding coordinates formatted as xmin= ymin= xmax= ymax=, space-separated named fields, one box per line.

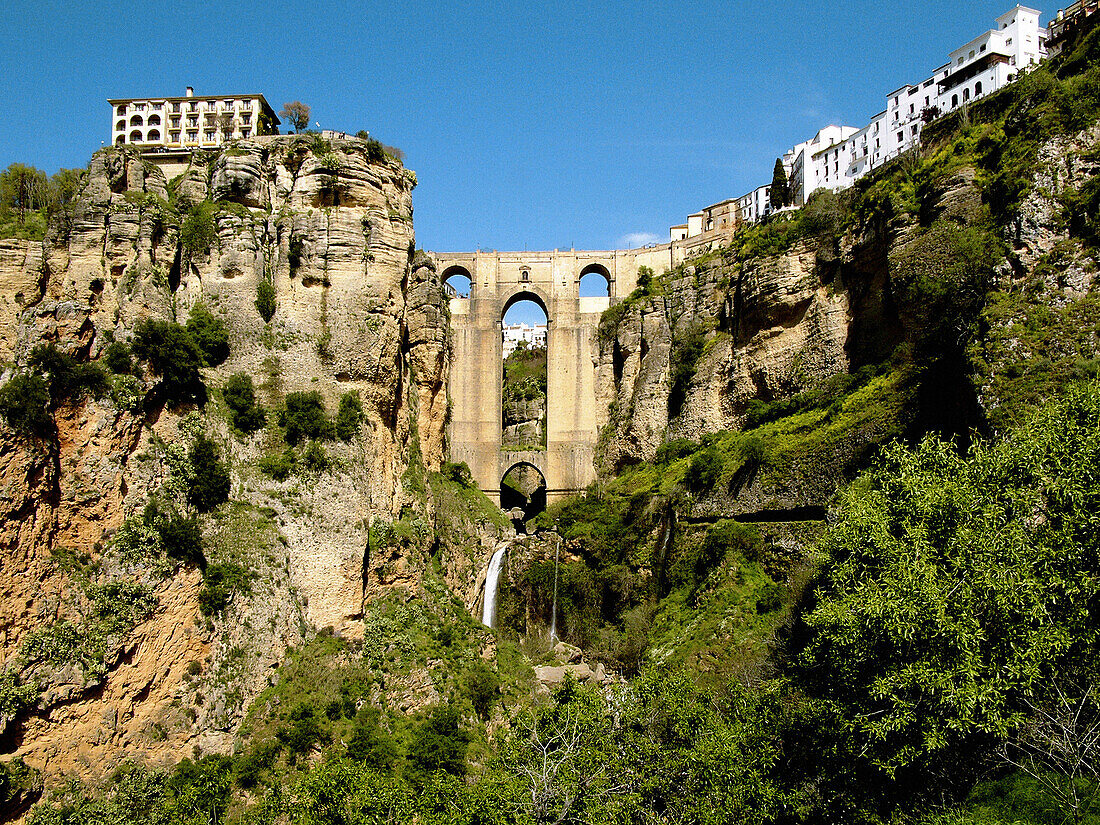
xmin=1 ymin=0 xmax=1040 ymax=254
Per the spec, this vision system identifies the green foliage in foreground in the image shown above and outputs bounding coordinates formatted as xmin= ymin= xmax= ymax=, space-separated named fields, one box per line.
xmin=132 ymin=319 xmax=206 ymax=405
xmin=222 ymin=373 xmax=266 ymax=434
xmin=279 ymin=391 xmax=333 ymax=445
xmin=789 ymin=381 xmax=1100 ymax=815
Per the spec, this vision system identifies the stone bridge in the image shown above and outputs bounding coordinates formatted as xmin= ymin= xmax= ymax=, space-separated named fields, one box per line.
xmin=435 ymin=246 xmax=673 ymax=504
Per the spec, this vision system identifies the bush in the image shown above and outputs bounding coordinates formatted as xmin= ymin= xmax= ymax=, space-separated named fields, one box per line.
xmin=346 ymin=705 xmax=400 ymax=771
xmin=279 ymin=391 xmax=333 ymax=444
xmin=335 ymin=391 xmax=362 ymax=441
xmin=259 ymin=448 xmax=297 ymax=481
xmin=276 ymin=702 xmax=329 ymax=758
xmin=462 ymin=662 xmax=500 ymax=720
xmin=302 ymin=440 xmax=329 ymax=473
xmin=407 ymin=704 xmax=469 ymax=779
xmin=103 ymin=341 xmax=134 ymax=375
xmin=186 ymin=304 xmax=229 ymax=367
xmin=132 ymin=319 xmax=206 ymax=403
xmin=198 ymin=562 xmax=253 ymax=615
xmin=0 ymin=373 xmax=51 ymax=435
xmin=223 ymin=373 xmax=266 ymax=433
xmin=158 ymin=513 xmax=205 ymax=570
xmin=29 ymin=344 xmax=109 ymax=403
xmin=180 ymin=201 xmax=216 ymax=256
xmin=756 ymin=582 xmax=785 ymax=613
xmin=188 ymin=434 xmax=230 ymax=512
xmin=442 ymin=461 xmax=473 ymax=487
xmin=684 ymin=446 xmax=722 ymax=493
xmin=255 ymin=279 xmax=276 ymax=322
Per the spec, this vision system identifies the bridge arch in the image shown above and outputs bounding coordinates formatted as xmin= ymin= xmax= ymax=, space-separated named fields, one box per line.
xmin=578 ymin=263 xmax=611 ymax=298
xmin=442 ymin=265 xmax=472 ymax=298
xmin=501 ymin=287 xmax=550 ymax=321
xmin=500 ymin=460 xmax=548 ymax=522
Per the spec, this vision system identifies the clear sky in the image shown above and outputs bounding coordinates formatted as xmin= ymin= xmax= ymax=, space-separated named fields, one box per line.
xmin=1 ymin=0 xmax=1042 ymax=254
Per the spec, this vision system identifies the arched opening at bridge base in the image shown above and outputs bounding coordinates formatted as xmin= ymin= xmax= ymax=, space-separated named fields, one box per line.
xmin=502 ymin=294 xmax=548 ymax=452
xmin=500 ymin=462 xmax=547 ymax=528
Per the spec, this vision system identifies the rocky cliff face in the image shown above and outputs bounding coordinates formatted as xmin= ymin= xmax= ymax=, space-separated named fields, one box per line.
xmin=0 ymin=137 xmax=454 ymax=784
xmin=596 ymin=128 xmax=1099 ymax=509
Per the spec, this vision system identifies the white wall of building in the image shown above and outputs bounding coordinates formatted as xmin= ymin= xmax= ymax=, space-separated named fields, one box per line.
xmin=502 ymin=324 xmax=547 ymax=359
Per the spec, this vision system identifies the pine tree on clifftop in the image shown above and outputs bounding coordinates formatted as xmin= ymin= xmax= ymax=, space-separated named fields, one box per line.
xmin=770 ymin=159 xmax=790 ymax=209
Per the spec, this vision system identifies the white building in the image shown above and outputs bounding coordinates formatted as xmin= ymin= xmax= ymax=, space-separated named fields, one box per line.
xmin=668 ymin=5 xmax=1049 ymax=238
xmin=108 ymin=87 xmax=280 ymax=149
xmin=502 ymin=323 xmax=547 ymax=358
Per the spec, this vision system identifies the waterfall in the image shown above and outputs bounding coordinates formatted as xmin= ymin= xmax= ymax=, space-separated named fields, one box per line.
xmin=481 ymin=545 xmax=508 ymax=628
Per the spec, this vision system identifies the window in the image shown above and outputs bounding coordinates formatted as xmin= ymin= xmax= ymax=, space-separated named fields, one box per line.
xmin=170 ymin=116 xmax=180 ymax=127
xmin=153 ymin=102 xmax=163 ymax=110
xmin=129 ymin=115 xmax=143 ymax=126
xmin=187 ymin=131 xmax=198 ymax=141
xmin=187 ymin=116 xmax=198 ymax=126
xmin=240 ymin=128 xmax=250 ymax=138
xmin=148 ymin=114 xmax=161 ymax=126
xmin=116 ymin=120 xmax=125 ymax=131
xmin=170 ymin=131 xmax=180 ymax=142
xmin=115 ymin=135 xmax=125 ymax=145
xmin=129 ymin=130 xmax=142 ymax=143
xmin=980 ymin=44 xmax=987 ymax=52
xmin=975 ymin=81 xmax=983 ymax=95
xmin=135 ymin=103 xmax=146 ymax=111
xmin=189 ymin=101 xmax=198 ymax=112
xmin=910 ymin=104 xmax=915 ymax=114
xmin=116 ymin=105 xmax=126 ymax=115
xmin=958 ymin=57 xmax=964 ymax=65
xmin=205 ymin=129 xmax=215 ymax=141
xmin=911 ymin=125 xmax=918 ymax=135
xmin=952 ymin=94 xmax=959 ymax=107
xmin=224 ymin=99 xmax=234 ymax=107
xmin=172 ymin=102 xmax=181 ymax=113
xmin=1007 ymin=37 xmax=1013 ymax=45
xmin=240 ymin=113 xmax=251 ymax=124
xmin=147 ymin=129 xmax=160 ymax=141
xmin=964 ymin=88 xmax=970 ymax=101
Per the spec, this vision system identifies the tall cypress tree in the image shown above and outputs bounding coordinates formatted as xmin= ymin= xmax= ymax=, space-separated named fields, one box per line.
xmin=770 ymin=159 xmax=790 ymax=209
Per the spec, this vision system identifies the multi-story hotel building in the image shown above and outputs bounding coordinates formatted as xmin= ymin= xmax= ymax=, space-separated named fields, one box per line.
xmin=108 ymin=87 xmax=280 ymax=149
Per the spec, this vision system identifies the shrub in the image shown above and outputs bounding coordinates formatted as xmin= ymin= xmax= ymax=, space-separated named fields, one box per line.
xmin=335 ymin=391 xmax=363 ymax=441
xmin=279 ymin=391 xmax=333 ymax=444
xmin=180 ymin=201 xmax=216 ymax=257
xmin=442 ymin=461 xmax=473 ymax=487
xmin=132 ymin=319 xmax=205 ymax=403
xmin=346 ymin=705 xmax=400 ymax=771
xmin=0 ymin=373 xmax=51 ymax=435
xmin=259 ymin=448 xmax=297 ymax=481
xmin=158 ymin=513 xmax=205 ymax=570
xmin=276 ymin=702 xmax=329 ymax=758
xmin=198 ymin=562 xmax=253 ymax=615
xmin=407 ymin=704 xmax=469 ymax=779
xmin=29 ymin=344 xmax=109 ymax=403
xmin=223 ymin=373 xmax=266 ymax=433
xmin=103 ymin=341 xmax=134 ymax=375
xmin=233 ymin=742 xmax=278 ymax=790
xmin=186 ymin=304 xmax=229 ymax=367
xmin=756 ymin=582 xmax=785 ymax=613
xmin=255 ymin=279 xmax=276 ymax=322
xmin=684 ymin=446 xmax=722 ymax=493
xmin=188 ymin=434 xmax=230 ymax=512
xmin=462 ymin=662 xmax=500 ymax=721
xmin=302 ymin=440 xmax=329 ymax=473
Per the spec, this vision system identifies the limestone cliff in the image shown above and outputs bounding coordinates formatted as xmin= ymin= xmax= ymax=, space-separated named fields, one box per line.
xmin=595 ymin=127 xmax=1099 ymax=512
xmin=0 ymin=137 xmax=458 ymax=785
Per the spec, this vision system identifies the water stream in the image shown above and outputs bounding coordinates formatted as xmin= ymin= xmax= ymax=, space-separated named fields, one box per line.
xmin=481 ymin=544 xmax=508 ymax=628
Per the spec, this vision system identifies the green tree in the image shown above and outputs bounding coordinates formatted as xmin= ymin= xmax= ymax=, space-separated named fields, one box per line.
xmin=346 ymin=705 xmax=400 ymax=771
xmin=279 ymin=391 xmax=333 ymax=444
xmin=407 ymin=704 xmax=469 ymax=780
xmin=770 ymin=158 xmax=790 ymax=209
xmin=185 ymin=303 xmax=229 ymax=367
xmin=335 ymin=391 xmax=362 ymax=441
xmin=255 ymin=279 xmax=277 ymax=322
xmin=223 ymin=373 xmax=266 ymax=433
xmin=188 ymin=434 xmax=230 ymax=512
xmin=132 ymin=319 xmax=205 ymax=404
xmin=794 ymin=382 xmax=1100 ymax=812
xmin=0 ymin=373 xmax=51 ymax=435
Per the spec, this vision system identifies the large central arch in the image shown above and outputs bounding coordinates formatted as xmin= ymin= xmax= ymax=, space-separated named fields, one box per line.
xmin=437 ymin=247 xmax=673 ymax=504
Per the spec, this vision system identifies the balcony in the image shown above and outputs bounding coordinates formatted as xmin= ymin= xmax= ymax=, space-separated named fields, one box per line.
xmin=938 ymin=50 xmax=1011 ymax=92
